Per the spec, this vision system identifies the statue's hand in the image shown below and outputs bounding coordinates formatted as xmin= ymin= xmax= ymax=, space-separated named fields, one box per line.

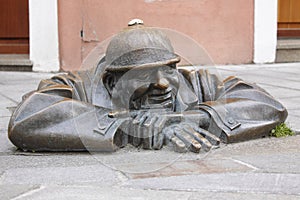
xmin=130 ymin=110 xmax=168 ymax=150
xmin=109 ymin=109 xmax=220 ymax=153
xmin=163 ymin=122 xmax=220 ymax=153
xmin=108 ymin=110 xmax=168 ymax=149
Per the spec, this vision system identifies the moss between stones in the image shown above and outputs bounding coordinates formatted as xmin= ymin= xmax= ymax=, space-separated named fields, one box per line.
xmin=270 ymin=123 xmax=295 ymax=138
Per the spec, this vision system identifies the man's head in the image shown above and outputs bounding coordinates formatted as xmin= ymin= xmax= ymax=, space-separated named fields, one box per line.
xmin=103 ymin=20 xmax=181 ymax=111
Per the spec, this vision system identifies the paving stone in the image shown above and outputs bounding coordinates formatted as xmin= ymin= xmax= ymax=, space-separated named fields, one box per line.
xmin=233 ymin=74 xmax=299 ymax=91
xmin=0 ymin=114 xmax=14 ymax=154
xmin=277 ymin=97 xmax=300 ymax=110
xmin=124 ymin=172 xmax=300 ymax=195
xmin=7 ymin=186 xmax=189 ymax=200
xmin=9 ymin=185 xmax=299 ymax=200
xmin=240 ymin=69 xmax=300 ymax=83
xmin=0 ymin=164 xmax=117 ymax=185
xmin=0 ymin=96 xmax=17 ymax=118
xmin=258 ymin=85 xmax=300 ymax=99
xmin=0 ymin=116 xmax=9 ymax=130
xmin=233 ymin=153 xmax=300 ymax=173
xmin=286 ymin=111 xmax=300 ymax=132
xmin=276 ymin=49 xmax=300 ymax=63
xmin=120 ymin=157 xmax=252 ymax=179
xmin=0 ymin=86 xmax=34 ymax=103
xmin=207 ymin=136 xmax=300 ymax=174
xmin=210 ymin=135 xmax=300 ymax=158
xmin=218 ymin=63 xmax=300 ymax=74
xmin=0 ymin=130 xmax=15 ymax=154
xmin=268 ymin=65 xmax=300 ymax=74
xmin=217 ymin=65 xmax=300 ymax=89
xmin=86 ymin=143 xmax=254 ymax=175
xmin=0 ymin=154 xmax=100 ymax=171
xmin=0 ymin=72 xmax=53 ymax=83
xmin=0 ymin=185 xmax=39 ymax=200
xmin=189 ymin=191 xmax=300 ymax=200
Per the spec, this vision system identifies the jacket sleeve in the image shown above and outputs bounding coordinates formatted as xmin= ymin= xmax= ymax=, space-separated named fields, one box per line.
xmin=8 ymin=72 xmax=124 ymax=152
xmin=183 ymin=69 xmax=288 ymax=143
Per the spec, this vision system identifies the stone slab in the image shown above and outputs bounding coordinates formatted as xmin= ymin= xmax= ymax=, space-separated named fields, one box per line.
xmin=233 ymin=153 xmax=300 ymax=174
xmin=276 ymin=49 xmax=300 ymax=63
xmin=0 ymin=127 xmax=15 ymax=154
xmin=0 ymin=154 xmax=99 ymax=171
xmin=0 ymin=165 xmax=117 ymax=185
xmin=124 ymin=173 xmax=300 ymax=195
xmin=286 ymin=111 xmax=300 ymax=132
xmin=274 ymin=97 xmax=300 ymax=110
xmin=6 ymin=185 xmax=299 ymax=200
xmin=0 ymin=185 xmax=39 ymax=200
xmin=121 ymin=158 xmax=252 ymax=179
xmin=257 ymin=85 xmax=300 ymax=99
xmin=277 ymin=39 xmax=300 ymax=50
xmin=210 ymin=135 xmax=300 ymax=158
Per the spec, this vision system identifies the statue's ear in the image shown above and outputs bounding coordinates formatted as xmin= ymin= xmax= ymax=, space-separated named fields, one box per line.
xmin=103 ymin=72 xmax=116 ymax=95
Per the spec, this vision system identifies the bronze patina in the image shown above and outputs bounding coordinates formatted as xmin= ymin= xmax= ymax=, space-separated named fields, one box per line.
xmin=8 ymin=21 xmax=288 ymax=153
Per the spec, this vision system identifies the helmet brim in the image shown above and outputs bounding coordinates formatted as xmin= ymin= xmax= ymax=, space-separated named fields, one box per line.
xmin=105 ymin=48 xmax=180 ymax=72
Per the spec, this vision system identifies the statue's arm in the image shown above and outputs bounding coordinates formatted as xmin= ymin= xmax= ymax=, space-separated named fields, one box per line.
xmin=8 ymin=73 xmax=123 ymax=152
xmin=184 ymin=69 xmax=288 ymax=143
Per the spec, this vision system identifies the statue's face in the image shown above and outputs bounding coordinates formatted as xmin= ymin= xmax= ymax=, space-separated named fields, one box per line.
xmin=107 ymin=65 xmax=180 ymax=111
xmin=129 ymin=66 xmax=180 ymax=111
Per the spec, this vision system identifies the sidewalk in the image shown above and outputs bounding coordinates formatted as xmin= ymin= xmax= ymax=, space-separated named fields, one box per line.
xmin=0 ymin=63 xmax=299 ymax=199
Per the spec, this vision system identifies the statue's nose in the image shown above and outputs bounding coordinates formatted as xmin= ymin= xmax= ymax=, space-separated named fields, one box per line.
xmin=154 ymin=71 xmax=169 ymax=90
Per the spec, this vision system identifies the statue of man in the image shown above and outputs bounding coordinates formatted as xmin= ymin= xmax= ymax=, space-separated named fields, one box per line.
xmin=8 ymin=21 xmax=287 ymax=153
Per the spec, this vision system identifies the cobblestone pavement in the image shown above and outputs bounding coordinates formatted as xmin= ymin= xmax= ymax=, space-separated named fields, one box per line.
xmin=0 ymin=63 xmax=299 ymax=199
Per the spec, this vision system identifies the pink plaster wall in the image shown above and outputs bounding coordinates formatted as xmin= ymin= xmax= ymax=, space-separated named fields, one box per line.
xmin=58 ymin=0 xmax=254 ymax=71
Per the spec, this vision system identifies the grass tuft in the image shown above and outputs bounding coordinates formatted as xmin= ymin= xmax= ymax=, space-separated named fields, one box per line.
xmin=270 ymin=123 xmax=295 ymax=138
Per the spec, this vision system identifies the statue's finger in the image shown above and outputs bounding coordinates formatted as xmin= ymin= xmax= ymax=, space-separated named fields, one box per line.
xmin=138 ymin=112 xmax=149 ymax=141
xmin=118 ymin=120 xmax=130 ymax=147
xmin=143 ymin=114 xmax=157 ymax=135
xmin=132 ymin=111 xmax=149 ymax=147
xmin=108 ymin=110 xmax=130 ymax=118
xmin=108 ymin=110 xmax=139 ymax=118
xmin=132 ymin=112 xmax=146 ymax=125
xmin=152 ymin=116 xmax=167 ymax=150
xmin=170 ymin=135 xmax=187 ymax=153
xmin=142 ymin=115 xmax=157 ymax=149
xmin=132 ymin=112 xmax=145 ymax=147
xmin=141 ymin=121 xmax=151 ymax=150
xmin=182 ymin=125 xmax=212 ymax=152
xmin=174 ymin=127 xmax=201 ymax=153
xmin=193 ymin=126 xmax=220 ymax=146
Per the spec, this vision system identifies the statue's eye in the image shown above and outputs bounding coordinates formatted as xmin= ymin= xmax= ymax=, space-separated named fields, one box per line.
xmin=164 ymin=68 xmax=175 ymax=74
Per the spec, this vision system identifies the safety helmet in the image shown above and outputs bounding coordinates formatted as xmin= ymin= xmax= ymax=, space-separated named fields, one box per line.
xmin=105 ymin=19 xmax=180 ymax=72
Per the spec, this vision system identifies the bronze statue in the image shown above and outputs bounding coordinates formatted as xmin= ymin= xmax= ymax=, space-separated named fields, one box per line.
xmin=8 ymin=21 xmax=288 ymax=153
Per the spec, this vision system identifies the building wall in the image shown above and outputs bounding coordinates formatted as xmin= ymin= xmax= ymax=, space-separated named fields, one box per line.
xmin=30 ymin=0 xmax=59 ymax=72
xmin=254 ymin=0 xmax=278 ymax=63
xmin=58 ymin=0 xmax=254 ymax=71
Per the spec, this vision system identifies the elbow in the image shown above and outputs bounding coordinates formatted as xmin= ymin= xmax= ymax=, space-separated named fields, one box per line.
xmin=279 ymin=107 xmax=288 ymax=123
xmin=276 ymin=102 xmax=288 ymax=123
xmin=8 ymin=119 xmax=37 ymax=151
xmin=8 ymin=125 xmax=26 ymax=151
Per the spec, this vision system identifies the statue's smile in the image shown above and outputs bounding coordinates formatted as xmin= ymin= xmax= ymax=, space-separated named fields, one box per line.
xmin=132 ymin=87 xmax=176 ymax=111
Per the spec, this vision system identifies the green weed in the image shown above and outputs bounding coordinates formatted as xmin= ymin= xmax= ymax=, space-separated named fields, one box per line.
xmin=270 ymin=123 xmax=295 ymax=138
